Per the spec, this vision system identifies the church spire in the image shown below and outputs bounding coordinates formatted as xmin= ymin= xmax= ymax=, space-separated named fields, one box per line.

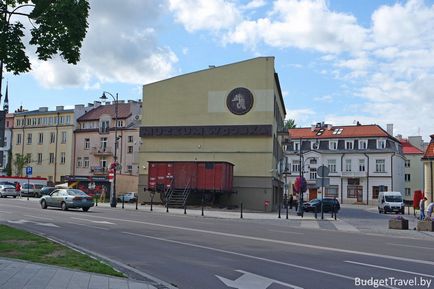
xmin=3 ymin=82 xmax=9 ymax=113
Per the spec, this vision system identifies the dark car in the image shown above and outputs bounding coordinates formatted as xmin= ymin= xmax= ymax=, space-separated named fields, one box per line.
xmin=39 ymin=186 xmax=56 ymax=196
xmin=40 ymin=189 xmax=94 ymax=212
xmin=303 ymin=198 xmax=340 ymax=213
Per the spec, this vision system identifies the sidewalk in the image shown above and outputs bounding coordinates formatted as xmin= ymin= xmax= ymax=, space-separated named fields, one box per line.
xmin=0 ymin=258 xmax=163 ymax=289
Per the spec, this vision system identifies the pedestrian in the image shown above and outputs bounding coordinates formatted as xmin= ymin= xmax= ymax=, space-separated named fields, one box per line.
xmin=15 ymin=182 xmax=21 ymax=198
xmin=419 ymin=197 xmax=427 ymax=220
xmin=427 ymin=202 xmax=434 ymax=219
xmin=289 ymin=194 xmax=293 ymax=209
xmin=100 ymin=185 xmax=106 ymax=203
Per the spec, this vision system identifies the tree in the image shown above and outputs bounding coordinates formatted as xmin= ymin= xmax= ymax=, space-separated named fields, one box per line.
xmin=0 ymin=0 xmax=90 ymax=79
xmin=5 ymin=148 xmax=12 ymax=175
xmin=13 ymin=153 xmax=30 ymax=176
xmin=284 ymin=119 xmax=296 ymax=130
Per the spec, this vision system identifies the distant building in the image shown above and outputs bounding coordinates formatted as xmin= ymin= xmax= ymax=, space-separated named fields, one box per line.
xmin=74 ymin=100 xmax=142 ymax=194
xmin=422 ymin=134 xmax=434 ymax=203
xmin=398 ymin=138 xmax=424 ymax=201
xmin=286 ymin=123 xmax=405 ymax=205
xmin=0 ymin=113 xmax=14 ymax=175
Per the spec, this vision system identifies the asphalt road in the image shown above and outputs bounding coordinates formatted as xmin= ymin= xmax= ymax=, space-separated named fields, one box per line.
xmin=1 ymin=198 xmax=433 ymax=289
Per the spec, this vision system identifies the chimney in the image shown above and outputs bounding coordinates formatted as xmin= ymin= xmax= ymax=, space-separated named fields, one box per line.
xmin=311 ymin=125 xmax=315 ymax=131
xmin=386 ymin=124 xmax=393 ymax=136
xmin=56 ymin=106 xmax=64 ymax=111
xmin=39 ymin=107 xmax=48 ymax=112
xmin=94 ymin=101 xmax=101 ymax=107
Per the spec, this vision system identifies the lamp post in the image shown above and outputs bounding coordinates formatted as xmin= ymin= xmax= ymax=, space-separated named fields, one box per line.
xmin=100 ymin=91 xmax=118 ymax=208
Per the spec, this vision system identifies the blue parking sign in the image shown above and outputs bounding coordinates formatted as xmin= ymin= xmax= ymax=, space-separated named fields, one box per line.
xmin=26 ymin=166 xmax=32 ymax=176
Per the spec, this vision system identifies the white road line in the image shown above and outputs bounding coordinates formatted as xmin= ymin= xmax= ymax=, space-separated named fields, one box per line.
xmin=332 ymin=220 xmax=360 ymax=232
xmin=124 ymin=231 xmax=397 ymax=289
xmin=268 ymin=229 xmax=304 ymax=235
xmin=345 ymin=261 xmax=434 ymax=278
xmin=299 ymin=221 xmax=320 ymax=230
xmin=0 ymin=210 xmax=11 ymax=213
xmin=66 ymin=222 xmax=109 ymax=231
xmin=387 ymin=243 xmax=434 ymax=251
xmin=24 ymin=215 xmax=52 ymax=220
xmin=77 ymin=214 xmax=434 ymax=267
xmin=70 ymin=217 xmax=116 ymax=225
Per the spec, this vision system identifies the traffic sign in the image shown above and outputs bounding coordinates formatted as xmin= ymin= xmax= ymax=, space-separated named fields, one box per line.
xmin=316 ymin=177 xmax=330 ymax=188
xmin=317 ymin=165 xmax=330 ymax=178
xmin=26 ymin=166 xmax=32 ymax=176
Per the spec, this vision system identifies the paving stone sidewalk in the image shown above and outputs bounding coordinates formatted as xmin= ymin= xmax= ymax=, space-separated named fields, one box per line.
xmin=0 ymin=258 xmax=159 ymax=289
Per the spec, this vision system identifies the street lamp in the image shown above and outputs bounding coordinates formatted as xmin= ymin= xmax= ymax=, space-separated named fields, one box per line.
xmin=100 ymin=91 xmax=118 ymax=208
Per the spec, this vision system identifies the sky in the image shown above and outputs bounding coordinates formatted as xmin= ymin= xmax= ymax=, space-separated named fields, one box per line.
xmin=3 ymin=0 xmax=434 ymax=141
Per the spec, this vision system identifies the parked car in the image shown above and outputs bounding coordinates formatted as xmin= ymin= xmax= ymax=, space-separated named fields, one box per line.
xmin=39 ymin=186 xmax=56 ymax=196
xmin=40 ymin=189 xmax=94 ymax=212
xmin=0 ymin=185 xmax=18 ymax=198
xmin=303 ymin=198 xmax=340 ymax=213
xmin=21 ymin=183 xmax=45 ymax=198
xmin=117 ymin=192 xmax=137 ymax=203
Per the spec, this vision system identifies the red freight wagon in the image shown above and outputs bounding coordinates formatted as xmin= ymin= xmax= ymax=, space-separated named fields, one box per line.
xmin=148 ymin=161 xmax=234 ymax=193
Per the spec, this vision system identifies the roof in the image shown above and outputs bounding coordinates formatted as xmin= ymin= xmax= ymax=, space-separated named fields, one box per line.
xmin=288 ymin=124 xmax=393 ymax=140
xmin=77 ymin=103 xmax=132 ymax=121
xmin=400 ymin=140 xmax=424 ymax=155
xmin=422 ymin=134 xmax=434 ymax=160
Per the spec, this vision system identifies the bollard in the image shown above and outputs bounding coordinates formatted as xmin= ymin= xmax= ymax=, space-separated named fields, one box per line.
xmin=122 ymin=197 xmax=125 ymax=209
xmin=150 ymin=198 xmax=153 ymax=211
xmin=135 ymin=197 xmax=138 ymax=210
xmin=95 ymin=196 xmax=98 ymax=207
xmin=240 ymin=203 xmax=243 ymax=219
xmin=314 ymin=207 xmax=318 ymax=219
xmin=278 ymin=204 xmax=281 ymax=219
xmin=184 ymin=204 xmax=187 ymax=215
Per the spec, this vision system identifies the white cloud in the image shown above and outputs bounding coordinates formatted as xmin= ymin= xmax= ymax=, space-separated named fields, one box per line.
xmin=285 ymin=108 xmax=316 ymax=127
xmin=30 ymin=0 xmax=179 ymax=88
xmin=242 ymin=0 xmax=267 ymax=10
xmin=314 ymin=95 xmax=333 ymax=102
xmin=168 ymin=0 xmax=241 ymax=32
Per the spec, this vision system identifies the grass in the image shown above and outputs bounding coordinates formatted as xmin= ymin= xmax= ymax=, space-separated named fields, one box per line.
xmin=0 ymin=224 xmax=124 ymax=277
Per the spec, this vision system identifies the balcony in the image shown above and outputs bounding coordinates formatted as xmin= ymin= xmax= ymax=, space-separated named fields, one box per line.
xmin=340 ymin=171 xmax=367 ymax=178
xmin=90 ymin=166 xmax=108 ymax=175
xmin=90 ymin=146 xmax=113 ymax=156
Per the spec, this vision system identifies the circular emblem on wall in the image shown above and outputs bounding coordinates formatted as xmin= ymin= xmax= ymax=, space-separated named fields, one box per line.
xmin=226 ymin=87 xmax=254 ymax=115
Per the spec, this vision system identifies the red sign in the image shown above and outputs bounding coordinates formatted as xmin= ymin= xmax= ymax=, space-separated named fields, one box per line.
xmin=264 ymin=200 xmax=270 ymax=207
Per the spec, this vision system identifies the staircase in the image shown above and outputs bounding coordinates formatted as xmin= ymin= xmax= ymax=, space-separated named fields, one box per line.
xmin=166 ymin=180 xmax=191 ymax=208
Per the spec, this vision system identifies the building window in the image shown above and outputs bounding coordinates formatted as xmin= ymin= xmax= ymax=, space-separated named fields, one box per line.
xmin=37 ymin=153 xmax=43 ymax=165
xmin=325 ymin=185 xmax=339 ymax=198
xmin=405 ymin=160 xmax=410 ymax=168
xmin=60 ymin=152 xmax=66 ymax=164
xmin=16 ymin=134 xmax=22 ymax=145
xmin=345 ymin=159 xmax=352 ymax=172
xmin=16 ymin=119 xmax=21 ymax=127
xmin=50 ymin=132 xmax=55 ymax=143
xmin=100 ymin=137 xmax=108 ymax=150
xmin=83 ymin=157 xmax=89 ymax=168
xmin=292 ymin=160 xmax=300 ymax=173
xmin=100 ymin=120 xmax=109 ymax=133
xmin=359 ymin=140 xmax=367 ymax=149
xmin=27 ymin=133 xmax=32 ymax=144
xmin=61 ymin=132 xmax=67 ymax=144
xmin=66 ymin=116 xmax=71 ymax=124
xmin=359 ymin=159 xmax=365 ymax=172
xmin=128 ymin=136 xmax=133 ymax=143
xmin=294 ymin=141 xmax=300 ymax=152
xmin=49 ymin=153 xmax=55 ymax=164
xmin=405 ymin=174 xmax=411 ymax=182
xmin=372 ymin=186 xmax=388 ymax=199
xmin=327 ymin=159 xmax=337 ymax=173
xmin=377 ymin=139 xmax=386 ymax=149
xmin=127 ymin=165 xmax=133 ymax=174
xmin=329 ymin=141 xmax=338 ymax=150
xmin=84 ymin=138 xmax=90 ymax=149
xmin=345 ymin=141 xmax=353 ymax=150
xmin=127 ymin=146 xmax=133 ymax=153
xmin=375 ymin=159 xmax=386 ymax=172
xmin=100 ymin=157 xmax=107 ymax=169
xmin=38 ymin=133 xmax=43 ymax=144
xmin=77 ymin=157 xmax=82 ymax=168
xmin=309 ymin=167 xmax=317 ymax=180
xmin=405 ymin=188 xmax=411 ymax=196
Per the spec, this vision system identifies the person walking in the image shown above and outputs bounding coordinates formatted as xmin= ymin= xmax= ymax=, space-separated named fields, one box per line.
xmin=427 ymin=202 xmax=434 ymax=219
xmin=15 ymin=182 xmax=21 ymax=198
xmin=419 ymin=197 xmax=427 ymax=220
xmin=289 ymin=194 xmax=293 ymax=209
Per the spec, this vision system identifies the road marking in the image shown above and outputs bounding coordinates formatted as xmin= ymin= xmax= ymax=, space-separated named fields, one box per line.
xmin=124 ymin=231 xmax=397 ymax=289
xmin=66 ymin=222 xmax=109 ymax=231
xmin=216 ymin=270 xmax=303 ymax=289
xmin=7 ymin=219 xmax=58 ymax=227
xmin=0 ymin=210 xmax=11 ymax=213
xmin=332 ymin=220 xmax=360 ymax=232
xmin=299 ymin=221 xmax=320 ymax=229
xmin=387 ymin=243 xmax=434 ymax=251
xmin=267 ymin=229 xmax=304 ymax=235
xmin=7 ymin=219 xmax=28 ymax=224
xmin=70 ymin=217 xmax=116 ymax=225
xmin=24 ymin=215 xmax=52 ymax=220
xmin=345 ymin=261 xmax=434 ymax=278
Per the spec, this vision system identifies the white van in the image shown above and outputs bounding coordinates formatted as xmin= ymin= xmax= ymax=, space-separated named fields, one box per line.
xmin=378 ymin=191 xmax=404 ymax=214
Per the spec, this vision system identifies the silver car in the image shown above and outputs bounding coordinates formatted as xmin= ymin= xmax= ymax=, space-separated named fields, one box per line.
xmin=0 ymin=185 xmax=18 ymax=198
xmin=40 ymin=189 xmax=94 ymax=212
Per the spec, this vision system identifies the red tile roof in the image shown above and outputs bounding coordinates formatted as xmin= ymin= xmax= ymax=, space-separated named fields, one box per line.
xmin=288 ymin=124 xmax=391 ymax=139
xmin=400 ymin=140 xmax=424 ymax=154
xmin=423 ymin=134 xmax=434 ymax=160
xmin=77 ymin=103 xmax=132 ymax=121
xmin=400 ymin=139 xmax=423 ymax=155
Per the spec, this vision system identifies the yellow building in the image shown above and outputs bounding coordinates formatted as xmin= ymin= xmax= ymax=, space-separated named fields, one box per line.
xmin=139 ymin=57 xmax=286 ymax=210
xmin=12 ymin=106 xmax=79 ymax=183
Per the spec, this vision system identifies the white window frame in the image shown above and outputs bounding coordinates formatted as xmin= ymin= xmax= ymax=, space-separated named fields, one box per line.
xmin=84 ymin=138 xmax=90 ymax=149
xmin=359 ymin=140 xmax=368 ymax=149
xmin=345 ymin=159 xmax=352 ymax=172
xmin=60 ymin=152 xmax=66 ymax=164
xmin=77 ymin=157 xmax=82 ymax=168
xmin=376 ymin=159 xmax=386 ymax=173
xmin=359 ymin=159 xmax=365 ymax=172
xmin=377 ymin=139 xmax=386 ymax=149
xmin=327 ymin=159 xmax=337 ymax=173
xmin=329 ymin=140 xmax=338 ymax=150
xmin=345 ymin=140 xmax=353 ymax=150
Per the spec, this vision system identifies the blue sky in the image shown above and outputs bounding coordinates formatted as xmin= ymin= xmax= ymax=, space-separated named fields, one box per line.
xmin=4 ymin=0 xmax=434 ymax=141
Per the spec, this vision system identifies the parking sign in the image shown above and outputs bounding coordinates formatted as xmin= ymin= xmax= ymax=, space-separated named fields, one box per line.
xmin=26 ymin=166 xmax=32 ymax=176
